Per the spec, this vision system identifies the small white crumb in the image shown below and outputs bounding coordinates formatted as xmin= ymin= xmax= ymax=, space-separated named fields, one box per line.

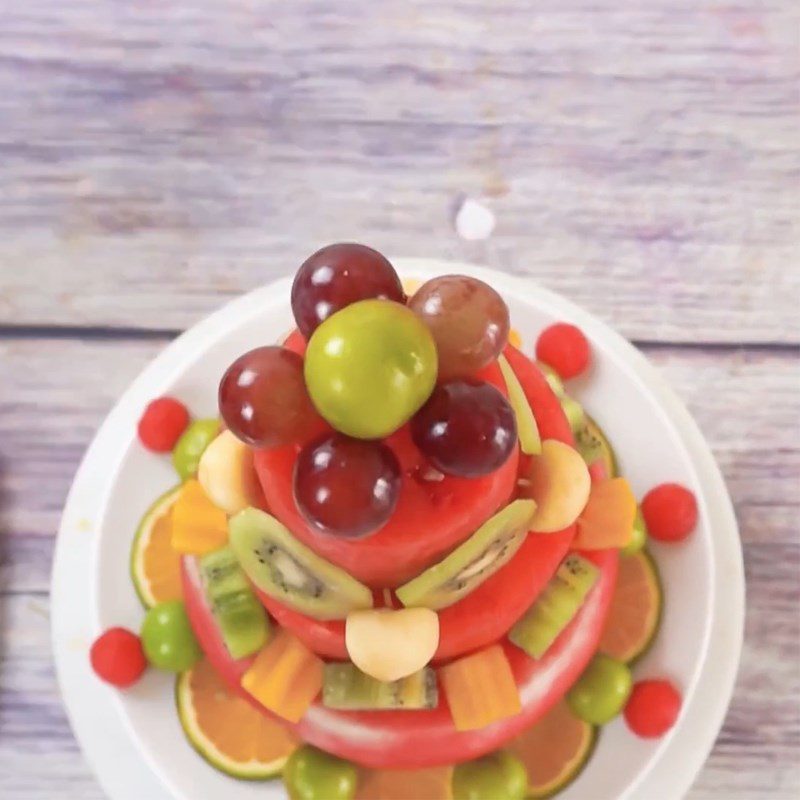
xmin=455 ymin=198 xmax=496 ymax=241
xmin=421 ymin=467 xmax=446 ymax=482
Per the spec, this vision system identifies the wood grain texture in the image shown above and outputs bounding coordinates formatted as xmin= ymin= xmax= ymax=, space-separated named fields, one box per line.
xmin=1 ymin=0 xmax=799 ymax=797
xmin=1 ymin=0 xmax=798 ymax=342
xmin=1 ymin=338 xmax=798 ymax=798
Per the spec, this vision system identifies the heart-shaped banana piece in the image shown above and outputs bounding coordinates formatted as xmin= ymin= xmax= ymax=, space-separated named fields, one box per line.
xmin=198 ymin=430 xmax=262 ymax=515
xmin=522 ymin=439 xmax=591 ymax=533
xmin=345 ymin=607 xmax=439 ymax=683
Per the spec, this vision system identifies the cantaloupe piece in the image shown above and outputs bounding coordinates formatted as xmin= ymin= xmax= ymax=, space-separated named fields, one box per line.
xmin=573 ymin=477 xmax=636 ymax=550
xmin=241 ymin=628 xmax=323 ymax=723
xmin=440 ymin=644 xmax=521 ymax=731
xmin=171 ymin=479 xmax=229 ymax=555
xmin=176 ymin=658 xmax=299 ymax=778
xmin=522 ymin=440 xmax=591 ymax=533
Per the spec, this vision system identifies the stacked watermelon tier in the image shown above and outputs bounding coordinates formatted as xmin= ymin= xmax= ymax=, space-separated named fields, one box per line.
xmin=98 ymin=244 xmax=691 ymax=800
xmin=181 ymin=336 xmax=619 ymax=768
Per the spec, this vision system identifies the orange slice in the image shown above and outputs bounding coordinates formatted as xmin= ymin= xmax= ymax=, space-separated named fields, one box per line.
xmin=130 ymin=485 xmax=183 ymax=608
xmin=357 ymin=766 xmax=453 ymax=800
xmin=176 ymin=658 xmax=299 ymax=779
xmin=507 ymin=700 xmax=595 ymax=798
xmin=598 ymin=550 xmax=662 ymax=663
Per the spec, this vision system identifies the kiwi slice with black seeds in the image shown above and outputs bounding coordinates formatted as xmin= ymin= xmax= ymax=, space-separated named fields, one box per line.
xmin=574 ymin=422 xmax=604 ymax=465
xmin=199 ymin=546 xmax=270 ymax=659
xmin=509 ymin=553 xmax=599 ymax=659
xmin=229 ymin=507 xmax=373 ymax=621
xmin=323 ymin=662 xmax=438 ymax=710
xmin=395 ymin=499 xmax=536 ymax=611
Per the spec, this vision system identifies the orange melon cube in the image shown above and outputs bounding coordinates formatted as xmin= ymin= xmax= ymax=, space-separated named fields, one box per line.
xmin=241 ymin=629 xmax=323 ymax=723
xmin=171 ymin=479 xmax=229 ymax=555
xmin=440 ymin=644 xmax=521 ymax=731
xmin=573 ymin=477 xmax=637 ymax=550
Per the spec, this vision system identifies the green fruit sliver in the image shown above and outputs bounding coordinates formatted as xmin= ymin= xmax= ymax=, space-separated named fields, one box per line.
xmin=200 ymin=546 xmax=251 ymax=600
xmin=536 ymin=361 xmax=566 ymax=398
xmin=322 ymin=663 xmax=437 ymax=710
xmin=200 ymin=545 xmax=271 ymax=660
xmin=395 ymin=499 xmax=537 ymax=611
xmin=621 ymin=508 xmax=648 ymax=557
xmin=175 ymin=671 xmax=287 ymax=780
xmin=129 ymin=484 xmax=183 ymax=609
xmin=584 ymin=415 xmax=617 ymax=477
xmin=214 ymin=592 xmax=271 ymax=660
xmin=229 ymin=507 xmax=373 ymax=620
xmin=498 ymin=354 xmax=542 ymax=455
xmin=561 ymin=395 xmax=586 ymax=434
xmin=509 ymin=554 xmax=599 ymax=660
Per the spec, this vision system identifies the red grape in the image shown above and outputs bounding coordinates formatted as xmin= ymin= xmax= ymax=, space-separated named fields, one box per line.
xmin=90 ymin=627 xmax=147 ymax=688
xmin=291 ymin=243 xmax=405 ymax=337
xmin=137 ymin=397 xmax=189 ymax=452
xmin=411 ymin=380 xmax=517 ymax=478
xmin=641 ymin=483 xmax=698 ymax=542
xmin=293 ymin=433 xmax=401 ymax=538
xmin=535 ymin=322 xmax=591 ymax=379
xmin=409 ymin=275 xmax=509 ymax=380
xmin=219 ymin=346 xmax=323 ymax=448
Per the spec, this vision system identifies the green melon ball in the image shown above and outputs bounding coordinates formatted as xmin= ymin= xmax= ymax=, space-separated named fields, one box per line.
xmin=304 ymin=299 xmax=438 ymax=439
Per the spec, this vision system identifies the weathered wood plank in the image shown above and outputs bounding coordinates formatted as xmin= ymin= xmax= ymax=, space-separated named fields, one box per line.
xmin=0 ymin=0 xmax=798 ymax=341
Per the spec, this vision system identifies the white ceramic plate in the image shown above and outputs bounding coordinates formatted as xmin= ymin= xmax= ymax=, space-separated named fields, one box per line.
xmin=52 ymin=260 xmax=743 ymax=800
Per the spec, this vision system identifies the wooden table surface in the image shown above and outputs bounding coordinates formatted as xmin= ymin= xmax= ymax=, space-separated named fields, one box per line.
xmin=1 ymin=1 xmax=798 ymax=797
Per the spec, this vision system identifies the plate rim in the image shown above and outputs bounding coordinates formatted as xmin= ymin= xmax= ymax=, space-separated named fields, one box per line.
xmin=51 ymin=259 xmax=744 ymax=800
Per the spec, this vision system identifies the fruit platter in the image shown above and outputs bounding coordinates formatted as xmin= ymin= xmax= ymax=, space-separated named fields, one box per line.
xmin=53 ymin=248 xmax=743 ymax=800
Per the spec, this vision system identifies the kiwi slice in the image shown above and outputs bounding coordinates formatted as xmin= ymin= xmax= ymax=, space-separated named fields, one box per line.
xmin=229 ymin=507 xmax=373 ymax=621
xmin=536 ymin=361 xmax=566 ymax=398
xmin=586 ymin=416 xmax=618 ymax=477
xmin=200 ymin=546 xmax=270 ymax=659
xmin=561 ymin=394 xmax=586 ymax=434
xmin=574 ymin=421 xmax=604 ymax=465
xmin=323 ymin=663 xmax=438 ymax=710
xmin=395 ymin=499 xmax=537 ymax=611
xmin=499 ymin=354 xmax=541 ymax=455
xmin=509 ymin=554 xmax=599 ymax=659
